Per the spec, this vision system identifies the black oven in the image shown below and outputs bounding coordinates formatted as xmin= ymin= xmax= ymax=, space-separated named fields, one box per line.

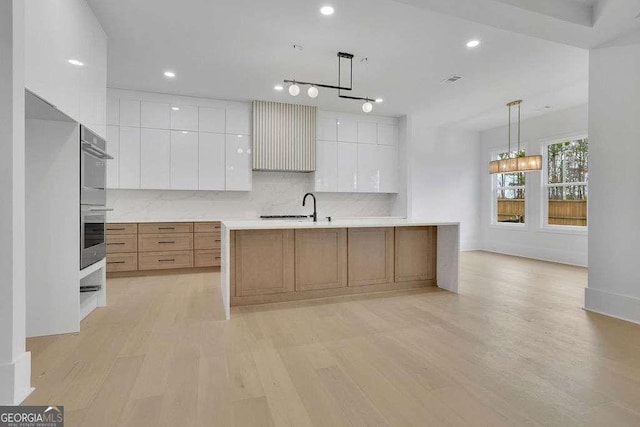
xmin=81 ymin=125 xmax=112 ymax=206
xmin=80 ymin=206 xmax=111 ymax=270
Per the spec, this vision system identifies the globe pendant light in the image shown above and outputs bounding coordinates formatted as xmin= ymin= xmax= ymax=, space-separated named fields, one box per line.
xmin=307 ymin=86 xmax=319 ymax=98
xmin=489 ymin=100 xmax=542 ymax=174
xmin=288 ymin=83 xmax=300 ymax=96
xmin=362 ymin=102 xmax=373 ymax=113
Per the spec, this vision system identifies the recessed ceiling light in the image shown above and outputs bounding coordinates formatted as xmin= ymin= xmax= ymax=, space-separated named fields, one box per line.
xmin=274 ymin=85 xmax=284 ymax=91
xmin=320 ymin=6 xmax=334 ymax=15
xmin=68 ymin=59 xmax=84 ymax=66
xmin=164 ymin=71 xmax=176 ymax=78
xmin=466 ymin=40 xmax=480 ymax=48
xmin=171 ymin=106 xmax=180 ymax=111
xmin=375 ymin=98 xmax=383 ymax=103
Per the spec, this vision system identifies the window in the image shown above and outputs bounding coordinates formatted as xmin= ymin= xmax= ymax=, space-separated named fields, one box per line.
xmin=494 ymin=150 xmax=526 ymax=224
xmin=545 ymin=138 xmax=588 ymax=227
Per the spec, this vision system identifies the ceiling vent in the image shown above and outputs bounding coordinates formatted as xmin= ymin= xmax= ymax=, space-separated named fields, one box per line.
xmin=442 ymin=75 xmax=463 ymax=84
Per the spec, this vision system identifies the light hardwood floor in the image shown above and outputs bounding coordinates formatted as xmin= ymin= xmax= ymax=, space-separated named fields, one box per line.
xmin=24 ymin=251 xmax=640 ymax=426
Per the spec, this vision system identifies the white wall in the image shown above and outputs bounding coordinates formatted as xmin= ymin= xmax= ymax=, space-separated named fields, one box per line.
xmin=586 ymin=33 xmax=640 ymax=324
xmin=479 ymin=104 xmax=589 ymax=266
xmin=107 ymin=172 xmax=394 ymax=222
xmin=406 ymin=116 xmax=482 ymax=250
xmin=0 ymin=0 xmax=32 ymax=405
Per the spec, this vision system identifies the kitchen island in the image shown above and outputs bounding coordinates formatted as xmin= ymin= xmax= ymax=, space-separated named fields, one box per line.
xmin=220 ymin=219 xmax=459 ymax=319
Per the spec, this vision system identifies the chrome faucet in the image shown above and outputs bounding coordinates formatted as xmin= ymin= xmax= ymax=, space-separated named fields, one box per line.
xmin=303 ymin=193 xmax=317 ymax=222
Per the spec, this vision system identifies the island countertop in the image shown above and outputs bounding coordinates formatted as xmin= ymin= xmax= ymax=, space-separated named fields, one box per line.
xmin=221 ymin=218 xmax=460 ymax=230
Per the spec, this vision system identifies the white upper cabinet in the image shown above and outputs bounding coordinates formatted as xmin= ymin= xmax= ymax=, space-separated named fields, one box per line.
xmin=120 ymin=100 xmax=141 ymax=128
xmin=378 ymin=145 xmax=398 ymax=193
xmin=141 ymin=101 xmax=171 ymax=129
xmin=357 ymin=122 xmax=377 ymax=145
xmin=337 ymin=118 xmax=358 ymax=142
xmin=119 ymin=127 xmax=141 ymax=189
xmin=140 ymin=129 xmax=171 ymax=189
xmin=199 ymin=107 xmax=226 ymax=133
xmin=317 ymin=118 xmax=338 ymax=142
xmin=378 ymin=124 xmax=399 ymax=147
xmin=357 ymin=144 xmax=380 ymax=192
xmin=170 ymin=131 xmax=199 ymax=189
xmin=171 ymin=105 xmax=198 ymax=131
xmin=106 ymin=125 xmax=120 ymax=189
xmin=25 ymin=0 xmax=107 ymax=138
xmin=226 ymin=105 xmax=252 ymax=135
xmin=107 ymin=94 xmax=120 ymax=126
xmin=337 ymin=142 xmax=358 ymax=192
xmin=225 ymin=134 xmax=252 ymax=191
xmin=314 ymin=141 xmax=338 ymax=192
xmin=198 ymin=132 xmax=226 ymax=190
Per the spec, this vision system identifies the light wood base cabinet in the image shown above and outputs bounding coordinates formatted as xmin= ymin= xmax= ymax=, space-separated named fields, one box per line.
xmin=106 ymin=253 xmax=138 ymax=272
xmin=348 ymin=227 xmax=394 ymax=286
xmin=235 ymin=229 xmax=295 ymax=297
xmin=295 ymin=229 xmax=347 ymax=291
xmin=138 ymin=250 xmax=193 ymax=270
xmin=395 ymin=226 xmax=437 ymax=282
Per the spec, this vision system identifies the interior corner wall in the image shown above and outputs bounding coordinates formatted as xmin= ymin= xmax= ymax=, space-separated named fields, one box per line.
xmin=586 ymin=35 xmax=640 ymax=324
xmin=479 ymin=104 xmax=589 ymax=267
xmin=407 ymin=117 xmax=481 ymax=251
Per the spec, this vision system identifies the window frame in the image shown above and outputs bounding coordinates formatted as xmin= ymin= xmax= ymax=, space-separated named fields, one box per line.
xmin=540 ymin=135 xmax=588 ymax=234
xmin=490 ymin=146 xmax=529 ymax=230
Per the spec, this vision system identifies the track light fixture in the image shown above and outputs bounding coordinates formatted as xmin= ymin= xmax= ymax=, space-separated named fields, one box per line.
xmin=283 ymin=52 xmax=379 ymax=112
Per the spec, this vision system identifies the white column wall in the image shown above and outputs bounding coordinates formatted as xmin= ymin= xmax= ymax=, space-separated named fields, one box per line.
xmin=0 ymin=0 xmax=32 ymax=405
xmin=586 ymin=32 xmax=640 ymax=324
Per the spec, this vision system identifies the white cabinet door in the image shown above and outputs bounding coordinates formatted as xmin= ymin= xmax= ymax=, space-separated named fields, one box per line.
xmin=107 ymin=94 xmax=120 ymax=126
xmin=140 ymin=129 xmax=171 ymax=189
xmin=225 ymin=134 xmax=252 ymax=191
xmin=171 ymin=105 xmax=198 ymax=131
xmin=357 ymin=122 xmax=377 ymax=144
xmin=199 ymin=107 xmax=226 ymax=133
xmin=226 ymin=105 xmax=252 ymax=135
xmin=141 ymin=101 xmax=171 ymax=129
xmin=106 ymin=125 xmax=120 ymax=189
xmin=170 ymin=131 xmax=199 ymax=189
xmin=378 ymin=124 xmax=399 ymax=147
xmin=317 ymin=118 xmax=337 ymax=142
xmin=357 ymin=144 xmax=380 ymax=193
xmin=337 ymin=142 xmax=358 ymax=192
xmin=120 ymin=100 xmax=141 ymax=127
xmin=119 ymin=127 xmax=141 ymax=189
xmin=314 ymin=140 xmax=338 ymax=192
xmin=199 ymin=132 xmax=226 ymax=190
xmin=378 ymin=145 xmax=398 ymax=193
xmin=337 ymin=118 xmax=358 ymax=142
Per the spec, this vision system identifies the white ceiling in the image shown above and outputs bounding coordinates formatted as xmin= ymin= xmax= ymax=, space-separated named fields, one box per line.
xmin=88 ymin=0 xmax=595 ymax=130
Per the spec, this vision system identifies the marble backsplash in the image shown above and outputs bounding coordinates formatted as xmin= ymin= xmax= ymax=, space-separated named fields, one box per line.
xmin=107 ymin=172 xmax=396 ymax=222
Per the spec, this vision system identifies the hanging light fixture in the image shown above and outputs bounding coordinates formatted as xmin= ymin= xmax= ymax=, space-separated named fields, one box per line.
xmin=489 ymin=100 xmax=542 ymax=174
xmin=288 ymin=83 xmax=300 ymax=96
xmin=362 ymin=101 xmax=373 ymax=113
xmin=307 ymin=86 xmax=319 ymax=98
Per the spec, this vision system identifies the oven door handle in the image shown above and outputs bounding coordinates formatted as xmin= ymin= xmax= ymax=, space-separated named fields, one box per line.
xmin=87 ymin=207 xmax=114 ymax=212
xmin=82 ymin=141 xmax=114 ymax=160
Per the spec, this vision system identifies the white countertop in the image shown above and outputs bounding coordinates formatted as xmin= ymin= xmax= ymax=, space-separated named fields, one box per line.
xmin=221 ymin=218 xmax=460 ymax=230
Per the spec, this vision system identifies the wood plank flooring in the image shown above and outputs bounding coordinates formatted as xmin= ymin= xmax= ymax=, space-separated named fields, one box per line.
xmin=24 ymin=251 xmax=640 ymax=426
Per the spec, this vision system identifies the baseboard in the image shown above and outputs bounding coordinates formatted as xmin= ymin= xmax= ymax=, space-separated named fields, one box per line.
xmin=584 ymin=288 xmax=640 ymax=325
xmin=480 ymin=246 xmax=587 ymax=267
xmin=0 ymin=352 xmax=33 ymax=405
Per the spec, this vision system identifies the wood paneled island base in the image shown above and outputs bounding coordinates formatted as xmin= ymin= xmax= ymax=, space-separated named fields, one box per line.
xmin=221 ymin=220 xmax=460 ymax=317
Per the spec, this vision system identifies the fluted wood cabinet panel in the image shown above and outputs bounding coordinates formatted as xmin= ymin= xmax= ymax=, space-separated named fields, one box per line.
xmin=395 ymin=226 xmax=437 ymax=282
xmin=252 ymin=101 xmax=317 ymax=172
xmin=295 ymin=229 xmax=347 ymax=291
xmin=348 ymin=227 xmax=394 ymax=286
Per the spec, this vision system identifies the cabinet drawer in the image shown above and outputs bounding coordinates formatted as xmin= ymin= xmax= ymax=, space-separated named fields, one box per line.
xmin=138 ymin=233 xmax=193 ymax=252
xmin=194 ymin=233 xmax=221 ymax=250
xmin=194 ymin=222 xmax=221 ymax=233
xmin=106 ymin=235 xmax=138 ymax=253
xmin=138 ymin=222 xmax=193 ymax=234
xmin=195 ymin=249 xmax=221 ymax=267
xmin=106 ymin=253 xmax=138 ymax=272
xmin=138 ymin=251 xmax=193 ymax=270
xmin=106 ymin=223 xmax=138 ymax=235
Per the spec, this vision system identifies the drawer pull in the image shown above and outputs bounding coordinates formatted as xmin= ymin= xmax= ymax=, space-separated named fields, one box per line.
xmin=108 ymin=227 xmax=126 ymax=231
xmin=215 ymin=257 xmax=221 ymax=259
xmin=158 ymin=227 xmax=175 ymax=230
xmin=215 ymin=239 xmax=221 ymax=242
xmin=107 ymin=261 xmax=126 ymax=264
xmin=158 ymin=241 xmax=175 ymax=244
xmin=159 ymin=258 xmax=175 ymax=262
xmin=107 ymin=242 xmax=125 ymax=245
